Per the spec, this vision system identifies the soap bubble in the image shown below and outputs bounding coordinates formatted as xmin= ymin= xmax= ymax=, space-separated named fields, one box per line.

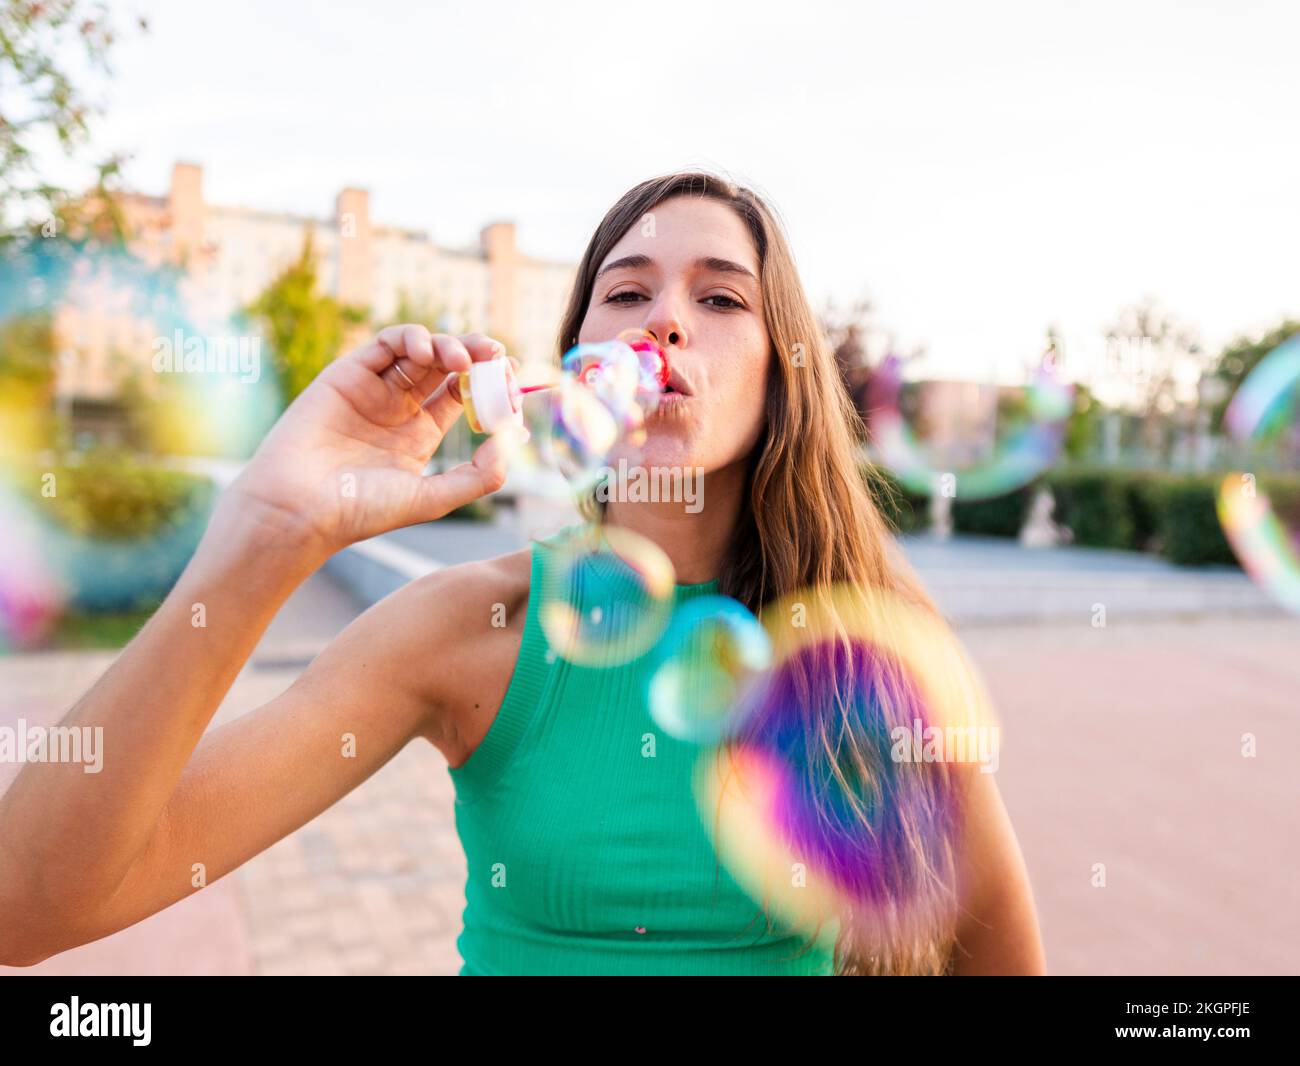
xmin=0 ymin=238 xmax=282 ymax=461
xmin=537 ymin=523 xmax=676 ymax=667
xmin=647 ymin=595 xmax=772 ymax=744
xmin=0 ymin=237 xmax=280 ymax=646
xmin=1217 ymin=335 xmax=1300 ymax=613
xmin=547 ymin=371 xmax=626 ymax=486
xmin=0 ymin=485 xmax=64 ymax=650
xmin=616 ymin=327 xmax=670 ymax=412
xmin=693 ymin=582 xmax=1000 ymax=964
xmin=545 ymin=335 xmax=669 ymax=486
xmin=866 ymin=354 xmax=1073 ymax=500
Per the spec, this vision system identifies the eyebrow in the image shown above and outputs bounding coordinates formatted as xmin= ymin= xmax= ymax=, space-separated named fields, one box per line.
xmin=593 ymin=254 xmax=757 ymax=284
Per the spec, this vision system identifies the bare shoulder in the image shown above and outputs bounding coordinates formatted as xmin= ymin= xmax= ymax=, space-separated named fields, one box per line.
xmin=396 ymin=545 xmax=532 ymax=634
xmin=382 ymin=545 xmax=534 ymax=765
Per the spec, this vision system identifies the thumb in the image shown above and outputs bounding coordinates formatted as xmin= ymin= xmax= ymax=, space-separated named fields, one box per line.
xmin=411 ymin=421 xmax=527 ymax=522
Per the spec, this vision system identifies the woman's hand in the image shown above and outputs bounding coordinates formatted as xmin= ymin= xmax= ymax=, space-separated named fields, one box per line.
xmin=223 ymin=324 xmax=525 ymax=560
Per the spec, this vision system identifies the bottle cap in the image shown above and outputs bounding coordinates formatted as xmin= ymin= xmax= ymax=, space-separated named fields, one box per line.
xmin=458 ymin=358 xmax=524 ymax=434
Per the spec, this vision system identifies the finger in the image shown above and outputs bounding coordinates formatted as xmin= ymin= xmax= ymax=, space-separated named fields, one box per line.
xmin=412 ymin=422 xmax=525 ymax=521
xmin=428 ymin=333 xmax=473 ymax=374
xmin=419 ymin=372 xmax=465 ymax=436
xmin=376 ymin=323 xmax=435 ymax=367
xmin=345 ymin=325 xmax=462 ymax=377
xmin=460 ymin=332 xmax=507 ymax=362
xmin=381 ymin=359 xmax=423 ymax=394
xmin=376 ymin=324 xmax=439 ymax=396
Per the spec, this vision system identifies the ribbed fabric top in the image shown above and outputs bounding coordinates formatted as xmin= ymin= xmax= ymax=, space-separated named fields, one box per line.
xmin=447 ymin=528 xmax=836 ymax=975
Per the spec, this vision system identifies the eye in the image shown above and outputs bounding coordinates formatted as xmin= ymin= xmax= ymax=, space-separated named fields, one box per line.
xmin=605 ymin=290 xmax=646 ymax=304
xmin=703 ymin=294 xmax=744 ymax=309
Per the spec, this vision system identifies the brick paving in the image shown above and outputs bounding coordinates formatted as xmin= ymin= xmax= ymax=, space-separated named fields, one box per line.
xmin=3 ymin=552 xmax=1299 ymax=976
xmin=0 ymin=572 xmax=468 ymax=977
xmin=228 ymin=718 xmax=465 ymax=977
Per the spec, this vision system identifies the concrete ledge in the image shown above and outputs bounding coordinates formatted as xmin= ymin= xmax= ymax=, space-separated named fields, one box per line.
xmin=323 ymin=536 xmax=445 ymax=605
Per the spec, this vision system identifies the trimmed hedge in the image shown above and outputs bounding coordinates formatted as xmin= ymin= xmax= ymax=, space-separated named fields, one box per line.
xmin=1124 ymin=472 xmax=1163 ymax=552
xmin=1152 ymin=476 xmax=1236 ymax=566
xmin=866 ymin=459 xmax=1300 ymax=570
xmin=1045 ymin=466 xmax=1300 ymax=568
xmin=1262 ymin=475 xmax=1300 ymax=530
xmin=1155 ymin=473 xmax=1300 ymax=566
xmin=445 ymin=496 xmax=497 ymax=522
xmin=951 ymin=485 xmax=1037 ymax=538
xmin=1044 ymin=468 xmax=1136 ymax=549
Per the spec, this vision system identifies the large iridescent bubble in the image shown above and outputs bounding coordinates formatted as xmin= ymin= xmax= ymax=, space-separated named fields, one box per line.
xmin=866 ymin=354 xmax=1073 ymax=500
xmin=692 ymin=583 xmax=1000 ymax=966
xmin=0 ymin=237 xmax=282 ymax=647
xmin=1217 ymin=335 xmax=1300 ymax=613
xmin=0 ymin=484 xmax=64 ymax=650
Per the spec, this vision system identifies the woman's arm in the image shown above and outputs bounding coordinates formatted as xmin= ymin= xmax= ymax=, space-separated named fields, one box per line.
xmin=949 ymin=768 xmax=1048 ymax=975
xmin=0 ymin=324 xmax=521 ymax=966
xmin=2 ymin=557 xmax=507 ymax=965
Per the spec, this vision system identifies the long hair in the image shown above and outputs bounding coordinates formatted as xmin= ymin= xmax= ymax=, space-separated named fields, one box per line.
xmin=555 ymin=172 xmax=968 ymax=975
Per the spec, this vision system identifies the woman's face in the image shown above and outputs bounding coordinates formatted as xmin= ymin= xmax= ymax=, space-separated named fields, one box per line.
xmin=578 ymin=195 xmax=770 ymax=475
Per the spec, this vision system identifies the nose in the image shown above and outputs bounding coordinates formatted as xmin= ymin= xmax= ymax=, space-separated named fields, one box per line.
xmin=645 ymin=312 xmax=685 ymax=350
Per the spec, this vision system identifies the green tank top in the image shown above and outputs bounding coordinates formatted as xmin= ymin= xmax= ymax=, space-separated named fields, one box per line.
xmin=447 ymin=528 xmax=837 ymax=975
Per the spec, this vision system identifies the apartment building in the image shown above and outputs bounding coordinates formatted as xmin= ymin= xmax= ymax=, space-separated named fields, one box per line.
xmin=56 ymin=161 xmax=577 ymax=401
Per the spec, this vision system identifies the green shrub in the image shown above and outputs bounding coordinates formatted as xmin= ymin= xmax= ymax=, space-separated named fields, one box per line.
xmin=12 ymin=450 xmax=216 ymax=613
xmin=49 ymin=598 xmax=164 ymax=649
xmin=951 ymin=484 xmax=1037 ymax=538
xmin=1153 ymin=476 xmax=1237 ymax=566
xmin=1123 ymin=471 xmax=1163 ymax=552
xmin=445 ymin=495 xmax=497 ymax=523
xmin=1045 ymin=468 xmax=1135 ymax=549
xmin=1172 ymin=472 xmax=1300 ymax=567
xmin=37 ymin=449 xmax=214 ymax=540
xmin=1261 ymin=474 xmax=1300 ymax=530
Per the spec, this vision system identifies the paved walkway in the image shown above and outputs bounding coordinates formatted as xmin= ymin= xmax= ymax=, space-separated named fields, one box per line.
xmin=1 ymin=572 xmax=467 ymax=976
xmin=898 ymin=534 xmax=1281 ymax=624
xmin=3 ymin=529 xmax=1297 ymax=976
xmin=390 ymin=514 xmax=1286 ymax=624
xmin=960 ymin=614 xmax=1300 ymax=975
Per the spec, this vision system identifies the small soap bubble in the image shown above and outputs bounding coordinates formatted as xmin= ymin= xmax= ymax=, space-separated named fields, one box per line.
xmin=647 ymin=595 xmax=772 ymax=744
xmin=538 ymin=524 xmax=676 ymax=667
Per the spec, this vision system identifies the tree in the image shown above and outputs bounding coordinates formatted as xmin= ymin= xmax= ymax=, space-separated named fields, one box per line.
xmin=1041 ymin=326 xmax=1103 ymax=460
xmin=1104 ymin=297 xmax=1207 ymax=461
xmin=0 ymin=1 xmax=146 ymax=238
xmin=0 ymin=307 xmax=55 ymax=392
xmin=821 ymin=294 xmax=876 ymax=397
xmin=243 ymin=230 xmax=369 ymax=404
xmin=1062 ymin=383 xmax=1101 ymax=460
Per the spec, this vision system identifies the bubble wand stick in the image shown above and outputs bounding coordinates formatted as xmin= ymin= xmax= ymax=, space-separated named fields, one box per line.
xmin=420 ymin=328 xmax=669 ymax=434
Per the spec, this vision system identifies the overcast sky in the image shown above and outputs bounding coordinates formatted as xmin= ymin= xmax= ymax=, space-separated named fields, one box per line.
xmin=42 ymin=0 xmax=1300 ymax=384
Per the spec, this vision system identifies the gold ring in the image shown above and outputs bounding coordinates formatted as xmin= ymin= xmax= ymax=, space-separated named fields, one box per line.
xmin=389 ymin=361 xmax=417 ymax=390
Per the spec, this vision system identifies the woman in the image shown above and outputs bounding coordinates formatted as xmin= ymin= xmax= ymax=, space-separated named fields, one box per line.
xmin=0 ymin=173 xmax=1045 ymax=975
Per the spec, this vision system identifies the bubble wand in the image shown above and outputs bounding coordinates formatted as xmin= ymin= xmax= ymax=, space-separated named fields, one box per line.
xmin=422 ymin=329 xmax=669 ymax=434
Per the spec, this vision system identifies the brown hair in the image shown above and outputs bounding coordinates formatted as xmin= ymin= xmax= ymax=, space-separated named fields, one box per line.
xmin=556 ymin=172 xmax=966 ymax=975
